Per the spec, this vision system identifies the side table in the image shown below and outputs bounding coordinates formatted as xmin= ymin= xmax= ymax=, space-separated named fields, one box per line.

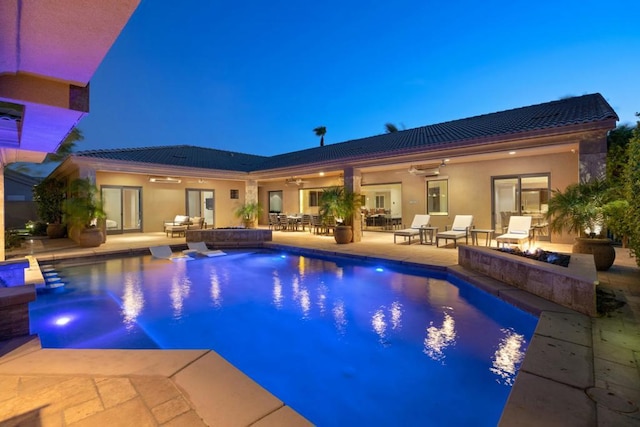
xmin=471 ymin=229 xmax=494 ymax=246
xmin=420 ymin=226 xmax=438 ymax=245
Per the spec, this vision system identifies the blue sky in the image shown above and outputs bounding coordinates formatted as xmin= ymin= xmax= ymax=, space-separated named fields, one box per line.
xmin=75 ymin=0 xmax=640 ymax=157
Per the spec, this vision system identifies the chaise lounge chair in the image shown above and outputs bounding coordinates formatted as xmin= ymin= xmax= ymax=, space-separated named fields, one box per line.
xmin=187 ymin=241 xmax=227 ymax=257
xmin=495 ymin=215 xmax=533 ymax=248
xmin=393 ymin=214 xmax=431 ymax=244
xmin=150 ymin=245 xmax=192 ymax=261
xmin=436 ymin=215 xmax=474 ymax=248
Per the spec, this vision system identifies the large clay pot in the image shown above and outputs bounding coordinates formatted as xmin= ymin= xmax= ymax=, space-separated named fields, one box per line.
xmin=334 ymin=225 xmax=353 ymax=244
xmin=77 ymin=228 xmax=103 ymax=248
xmin=46 ymin=223 xmax=66 ymax=239
xmin=572 ymin=237 xmax=616 ymax=271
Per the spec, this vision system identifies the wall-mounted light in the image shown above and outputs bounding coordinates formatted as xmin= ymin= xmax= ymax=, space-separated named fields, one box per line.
xmin=149 ymin=176 xmax=182 ymax=184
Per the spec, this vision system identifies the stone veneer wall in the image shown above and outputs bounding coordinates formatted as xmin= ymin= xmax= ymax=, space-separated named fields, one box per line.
xmin=458 ymin=245 xmax=598 ymax=316
xmin=186 ymin=229 xmax=272 ymax=248
xmin=0 ymin=285 xmax=36 ymax=340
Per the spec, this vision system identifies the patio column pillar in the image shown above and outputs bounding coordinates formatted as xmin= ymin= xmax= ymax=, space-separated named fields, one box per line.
xmin=245 ymin=179 xmax=259 ymax=224
xmin=578 ymin=130 xmax=608 ymax=181
xmin=343 ymin=166 xmax=362 ymax=243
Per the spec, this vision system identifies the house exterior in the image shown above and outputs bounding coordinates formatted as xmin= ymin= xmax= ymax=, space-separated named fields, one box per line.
xmin=52 ymin=93 xmax=618 ymax=244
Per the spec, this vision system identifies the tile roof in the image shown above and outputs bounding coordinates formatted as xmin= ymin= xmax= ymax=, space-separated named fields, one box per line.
xmin=75 ymin=93 xmax=617 ymax=173
xmin=75 ymin=145 xmax=267 ymax=172
xmin=257 ymin=93 xmax=618 ymax=170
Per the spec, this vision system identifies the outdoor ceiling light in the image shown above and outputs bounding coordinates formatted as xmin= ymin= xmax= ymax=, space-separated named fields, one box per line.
xmin=149 ymin=176 xmax=182 ymax=184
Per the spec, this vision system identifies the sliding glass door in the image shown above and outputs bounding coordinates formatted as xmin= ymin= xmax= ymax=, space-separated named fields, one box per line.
xmin=492 ymin=174 xmax=550 ymax=239
xmin=186 ymin=189 xmax=215 ymax=227
xmin=102 ymin=186 xmax=142 ymax=234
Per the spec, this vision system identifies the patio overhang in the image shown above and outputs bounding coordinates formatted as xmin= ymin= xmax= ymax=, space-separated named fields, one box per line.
xmin=0 ymin=0 xmax=140 ymax=162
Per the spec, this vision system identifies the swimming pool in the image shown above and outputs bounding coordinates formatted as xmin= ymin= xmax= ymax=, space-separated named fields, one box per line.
xmin=30 ymin=249 xmax=537 ymax=426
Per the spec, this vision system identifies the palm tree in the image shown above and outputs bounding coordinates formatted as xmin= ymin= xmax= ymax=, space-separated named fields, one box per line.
xmin=385 ymin=123 xmax=399 ymax=133
xmin=45 ymin=127 xmax=84 ymax=162
xmin=313 ymin=126 xmax=326 ymax=147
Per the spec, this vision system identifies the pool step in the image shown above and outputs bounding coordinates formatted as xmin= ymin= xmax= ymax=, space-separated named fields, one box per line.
xmin=36 ymin=264 xmax=67 ymax=293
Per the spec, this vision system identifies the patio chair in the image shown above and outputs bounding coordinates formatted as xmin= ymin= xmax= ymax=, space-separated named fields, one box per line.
xmin=300 ymin=214 xmax=312 ymax=232
xmin=393 ymin=214 xmax=430 ymax=244
xmin=278 ymin=214 xmax=289 ymax=231
xmin=188 ymin=216 xmax=205 ymax=230
xmin=150 ymin=245 xmax=192 ymax=261
xmin=496 ymin=216 xmax=533 ymax=248
xmin=186 ymin=241 xmax=226 ymax=257
xmin=311 ymin=214 xmax=324 ymax=234
xmin=268 ymin=213 xmax=278 ymax=230
xmin=324 ymin=215 xmax=337 ymax=235
xmin=163 ymin=215 xmax=190 ymax=231
xmin=436 ymin=215 xmax=474 ymax=248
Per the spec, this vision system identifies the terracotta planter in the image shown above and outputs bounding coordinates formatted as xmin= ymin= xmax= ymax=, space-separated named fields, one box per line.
xmin=572 ymin=237 xmax=615 ymax=271
xmin=334 ymin=225 xmax=353 ymax=244
xmin=77 ymin=228 xmax=103 ymax=248
xmin=46 ymin=223 xmax=66 ymax=239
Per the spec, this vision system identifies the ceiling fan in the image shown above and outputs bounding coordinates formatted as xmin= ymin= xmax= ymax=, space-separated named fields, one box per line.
xmin=285 ymin=177 xmax=310 ymax=186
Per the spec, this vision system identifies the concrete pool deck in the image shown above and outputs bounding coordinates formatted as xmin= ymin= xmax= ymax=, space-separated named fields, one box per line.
xmin=1 ymin=230 xmax=638 ymax=426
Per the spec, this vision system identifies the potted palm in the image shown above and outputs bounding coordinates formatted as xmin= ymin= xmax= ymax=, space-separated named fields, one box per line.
xmin=545 ymin=179 xmax=617 ymax=270
xmin=319 ymin=186 xmax=362 ymax=244
xmin=234 ymin=202 xmax=263 ymax=228
xmin=63 ymin=178 xmax=106 ymax=247
xmin=32 ymin=177 xmax=66 ymax=238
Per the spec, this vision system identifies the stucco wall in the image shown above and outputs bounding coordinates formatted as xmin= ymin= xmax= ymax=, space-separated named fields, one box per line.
xmin=96 ymin=172 xmax=247 ymax=231
xmin=91 ymin=148 xmax=578 ymax=240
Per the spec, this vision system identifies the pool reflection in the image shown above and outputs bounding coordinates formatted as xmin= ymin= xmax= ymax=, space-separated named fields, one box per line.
xmin=490 ymin=328 xmax=527 ymax=385
xmin=423 ymin=309 xmax=457 ymax=362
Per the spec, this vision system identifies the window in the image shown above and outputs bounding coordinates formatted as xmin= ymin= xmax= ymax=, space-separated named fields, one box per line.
xmin=230 ymin=189 xmax=239 ymax=199
xmin=427 ymin=180 xmax=448 ymax=215
xmin=309 ymin=190 xmax=322 ymax=207
xmin=269 ymin=191 xmax=283 ymax=213
xmin=375 ymin=195 xmax=385 ymax=209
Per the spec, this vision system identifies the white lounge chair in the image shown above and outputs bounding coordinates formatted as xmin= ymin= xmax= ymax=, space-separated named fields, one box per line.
xmin=496 ymin=216 xmax=533 ymax=248
xmin=436 ymin=215 xmax=474 ymax=248
xmin=394 ymin=214 xmax=431 ymax=244
xmin=187 ymin=242 xmax=227 ymax=257
xmin=150 ymin=245 xmax=192 ymax=261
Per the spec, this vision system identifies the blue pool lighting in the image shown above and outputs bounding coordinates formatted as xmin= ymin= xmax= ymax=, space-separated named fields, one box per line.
xmin=53 ymin=316 xmax=72 ymax=326
xmin=30 ymin=250 xmax=536 ymax=426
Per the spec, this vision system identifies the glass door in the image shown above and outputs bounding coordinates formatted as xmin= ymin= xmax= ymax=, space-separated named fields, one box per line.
xmin=101 ymin=186 xmax=142 ymax=234
xmin=186 ymin=189 xmax=215 ymax=227
xmin=492 ymin=175 xmax=549 ymax=239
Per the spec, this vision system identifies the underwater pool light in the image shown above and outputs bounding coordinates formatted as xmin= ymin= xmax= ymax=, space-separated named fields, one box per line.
xmin=375 ymin=267 xmax=384 ymax=272
xmin=54 ymin=316 xmax=72 ymax=326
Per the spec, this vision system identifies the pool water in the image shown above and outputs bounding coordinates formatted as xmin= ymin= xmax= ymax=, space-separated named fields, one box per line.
xmin=30 ymin=250 xmax=537 ymax=426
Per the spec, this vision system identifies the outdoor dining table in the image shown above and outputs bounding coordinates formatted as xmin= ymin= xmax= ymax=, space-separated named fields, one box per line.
xmin=287 ymin=215 xmax=302 ymax=231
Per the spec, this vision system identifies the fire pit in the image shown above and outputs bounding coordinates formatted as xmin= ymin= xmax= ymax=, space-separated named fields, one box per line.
xmin=458 ymin=245 xmax=597 ymax=316
xmin=497 ymin=247 xmax=571 ymax=267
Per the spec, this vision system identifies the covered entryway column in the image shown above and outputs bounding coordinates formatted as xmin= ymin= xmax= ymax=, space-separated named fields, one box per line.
xmin=344 ymin=166 xmax=362 ymax=243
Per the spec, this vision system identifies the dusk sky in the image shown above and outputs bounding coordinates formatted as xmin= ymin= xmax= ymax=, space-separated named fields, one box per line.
xmin=73 ymin=1 xmax=640 ymax=158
